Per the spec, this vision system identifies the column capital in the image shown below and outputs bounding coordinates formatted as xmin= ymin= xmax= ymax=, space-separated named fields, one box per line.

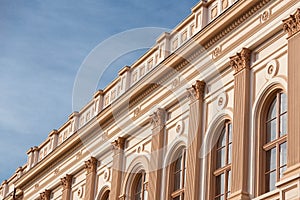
xmin=187 ymin=80 xmax=206 ymax=101
xmin=84 ymin=157 xmax=98 ymax=174
xmin=150 ymin=108 xmax=166 ymax=128
xmin=61 ymin=174 xmax=73 ymax=190
xmin=283 ymin=8 xmax=300 ymax=38
xmin=112 ymin=137 xmax=126 ymax=150
xmin=40 ymin=190 xmax=51 ymax=200
xmin=230 ymin=48 xmax=251 ymax=74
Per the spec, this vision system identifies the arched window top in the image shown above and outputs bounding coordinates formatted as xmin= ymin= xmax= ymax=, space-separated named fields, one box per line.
xmin=132 ymin=171 xmax=147 ymax=200
xmin=100 ymin=190 xmax=110 ymax=200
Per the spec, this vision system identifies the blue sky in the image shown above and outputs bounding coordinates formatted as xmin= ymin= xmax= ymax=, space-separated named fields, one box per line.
xmin=0 ymin=0 xmax=199 ymax=181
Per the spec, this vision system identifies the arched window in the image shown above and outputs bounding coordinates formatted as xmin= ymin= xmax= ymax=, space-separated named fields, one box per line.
xmin=214 ymin=121 xmax=232 ymax=200
xmin=263 ymin=92 xmax=287 ymax=192
xmin=133 ymin=171 xmax=148 ymax=200
xmin=171 ymin=148 xmax=186 ymax=200
xmin=100 ymin=190 xmax=110 ymax=200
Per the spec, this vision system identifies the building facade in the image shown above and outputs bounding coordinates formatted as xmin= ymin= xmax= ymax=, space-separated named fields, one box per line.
xmin=1 ymin=0 xmax=300 ymax=199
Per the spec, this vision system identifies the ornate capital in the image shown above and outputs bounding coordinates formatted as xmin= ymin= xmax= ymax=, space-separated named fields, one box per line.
xmin=61 ymin=174 xmax=73 ymax=190
xmin=230 ymin=48 xmax=251 ymax=74
xmin=187 ymin=80 xmax=206 ymax=101
xmin=150 ymin=108 xmax=165 ymax=127
xmin=283 ymin=8 xmax=300 ymax=37
xmin=112 ymin=137 xmax=126 ymax=150
xmin=84 ymin=157 xmax=98 ymax=174
xmin=40 ymin=190 xmax=51 ymax=200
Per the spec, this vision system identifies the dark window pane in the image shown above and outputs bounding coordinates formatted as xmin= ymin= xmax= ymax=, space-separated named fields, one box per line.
xmin=266 ymin=148 xmax=276 ymax=171
xmin=216 ymin=173 xmax=225 ymax=196
xmin=217 ymin=128 xmax=226 ymax=148
xmin=280 ymin=113 xmax=287 ymax=137
xmin=228 ymin=144 xmax=232 ymax=164
xmin=267 ymin=98 xmax=277 ymax=120
xmin=227 ymin=170 xmax=231 ymax=194
xmin=135 ymin=175 xmax=142 ymax=194
xmin=175 ymin=156 xmax=182 ymax=171
xmin=174 ymin=172 xmax=181 ymax=191
xmin=217 ymin=148 xmax=226 ymax=168
xmin=228 ymin=123 xmax=232 ymax=143
xmin=280 ymin=142 xmax=287 ymax=167
xmin=267 ymin=120 xmax=277 ymax=142
xmin=280 ymin=93 xmax=287 ymax=113
xmin=280 ymin=165 xmax=287 ymax=178
xmin=265 ymin=171 xmax=276 ymax=192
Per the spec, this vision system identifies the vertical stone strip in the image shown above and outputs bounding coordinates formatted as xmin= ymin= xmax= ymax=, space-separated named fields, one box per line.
xmin=110 ymin=137 xmax=126 ymax=200
xmin=61 ymin=174 xmax=73 ymax=200
xmin=40 ymin=190 xmax=51 ymax=200
xmin=84 ymin=157 xmax=98 ymax=200
xmin=185 ymin=80 xmax=205 ymax=200
xmin=229 ymin=48 xmax=251 ymax=200
xmin=148 ymin=108 xmax=166 ymax=200
xmin=283 ymin=8 xmax=300 ymax=175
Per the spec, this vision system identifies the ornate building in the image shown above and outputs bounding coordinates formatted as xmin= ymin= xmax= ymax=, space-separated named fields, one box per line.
xmin=1 ymin=0 xmax=300 ymax=199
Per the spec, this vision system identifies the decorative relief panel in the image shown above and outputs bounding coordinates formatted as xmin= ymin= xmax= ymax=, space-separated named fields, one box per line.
xmin=216 ymin=92 xmax=228 ymax=111
xmin=175 ymin=120 xmax=184 ymax=135
xmin=103 ymin=167 xmax=111 ymax=182
xmin=212 ymin=46 xmax=222 ymax=59
xmin=265 ymin=59 xmax=279 ymax=80
xmin=261 ymin=9 xmax=270 ymax=23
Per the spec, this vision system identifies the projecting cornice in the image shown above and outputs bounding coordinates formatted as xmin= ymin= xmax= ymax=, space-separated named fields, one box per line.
xmin=283 ymin=8 xmax=300 ymax=37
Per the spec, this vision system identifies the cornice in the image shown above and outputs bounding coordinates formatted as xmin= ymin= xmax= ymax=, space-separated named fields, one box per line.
xmin=125 ymin=0 xmax=271 ymax=109
xmin=283 ymin=8 xmax=300 ymax=38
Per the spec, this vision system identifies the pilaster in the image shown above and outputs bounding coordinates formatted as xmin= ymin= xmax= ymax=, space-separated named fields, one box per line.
xmin=84 ymin=157 xmax=98 ymax=200
xmin=148 ymin=108 xmax=166 ymax=200
xmin=110 ymin=137 xmax=126 ymax=200
xmin=185 ymin=80 xmax=205 ymax=200
xmin=283 ymin=8 xmax=300 ymax=177
xmin=228 ymin=48 xmax=251 ymax=200
xmin=61 ymin=174 xmax=73 ymax=200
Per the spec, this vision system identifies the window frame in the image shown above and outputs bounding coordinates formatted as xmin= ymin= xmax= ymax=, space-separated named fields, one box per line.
xmin=255 ymin=90 xmax=288 ymax=196
xmin=213 ymin=121 xmax=232 ymax=200
xmin=131 ymin=171 xmax=148 ymax=200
